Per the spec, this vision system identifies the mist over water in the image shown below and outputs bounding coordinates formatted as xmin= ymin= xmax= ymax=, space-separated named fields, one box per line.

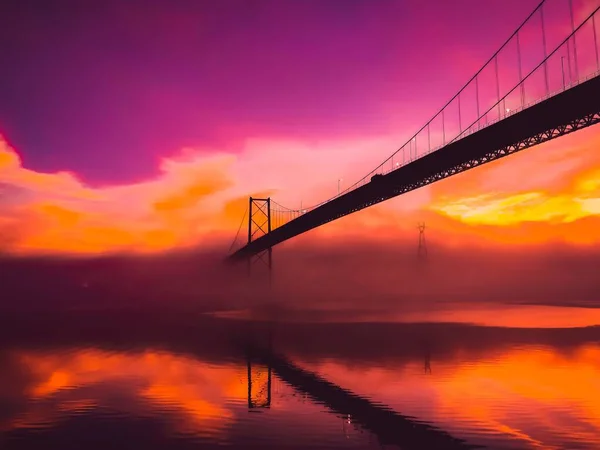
xmin=2 ymin=239 xmax=600 ymax=315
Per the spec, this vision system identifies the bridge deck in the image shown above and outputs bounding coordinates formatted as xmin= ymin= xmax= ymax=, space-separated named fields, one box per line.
xmin=230 ymin=75 xmax=600 ymax=261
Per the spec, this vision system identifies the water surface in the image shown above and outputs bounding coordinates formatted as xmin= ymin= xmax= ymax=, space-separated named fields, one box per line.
xmin=0 ymin=308 xmax=598 ymax=449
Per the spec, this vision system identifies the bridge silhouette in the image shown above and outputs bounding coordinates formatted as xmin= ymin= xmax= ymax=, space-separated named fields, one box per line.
xmin=228 ymin=1 xmax=600 ymax=263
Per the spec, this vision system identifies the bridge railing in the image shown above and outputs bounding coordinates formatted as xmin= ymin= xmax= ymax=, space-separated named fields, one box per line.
xmin=275 ymin=1 xmax=600 ymax=217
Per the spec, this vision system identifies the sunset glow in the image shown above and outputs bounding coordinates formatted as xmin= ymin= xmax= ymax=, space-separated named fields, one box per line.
xmin=0 ymin=0 xmax=599 ymax=256
xmin=2 ymin=124 xmax=600 ymax=254
xmin=2 ymin=1 xmax=600 ymax=449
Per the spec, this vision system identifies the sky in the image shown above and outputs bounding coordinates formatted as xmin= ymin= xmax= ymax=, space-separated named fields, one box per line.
xmin=0 ymin=0 xmax=600 ymax=257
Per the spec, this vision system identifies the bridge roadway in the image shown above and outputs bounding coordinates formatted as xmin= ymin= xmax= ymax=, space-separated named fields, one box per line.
xmin=248 ymin=346 xmax=479 ymax=449
xmin=229 ymin=75 xmax=600 ymax=261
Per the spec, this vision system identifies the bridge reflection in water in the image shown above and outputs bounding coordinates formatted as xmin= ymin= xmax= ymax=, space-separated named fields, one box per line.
xmin=244 ymin=331 xmax=479 ymax=450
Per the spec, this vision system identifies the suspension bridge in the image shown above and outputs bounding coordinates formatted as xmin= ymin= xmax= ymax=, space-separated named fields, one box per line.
xmin=227 ymin=0 xmax=600 ymax=264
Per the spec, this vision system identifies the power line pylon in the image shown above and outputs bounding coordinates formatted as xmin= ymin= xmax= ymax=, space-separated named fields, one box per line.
xmin=417 ymin=222 xmax=427 ymax=261
xmin=247 ymin=197 xmax=273 ymax=283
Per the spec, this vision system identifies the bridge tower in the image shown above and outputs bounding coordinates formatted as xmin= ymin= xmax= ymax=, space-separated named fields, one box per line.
xmin=247 ymin=197 xmax=273 ymax=281
xmin=247 ymin=354 xmax=272 ymax=409
xmin=417 ymin=222 xmax=427 ymax=261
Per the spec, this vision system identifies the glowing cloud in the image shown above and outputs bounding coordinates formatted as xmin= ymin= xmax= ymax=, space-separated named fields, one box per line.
xmin=1 ymin=122 xmax=600 ymax=256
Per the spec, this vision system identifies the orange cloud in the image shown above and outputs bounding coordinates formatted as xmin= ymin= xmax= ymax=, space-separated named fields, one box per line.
xmin=0 ymin=138 xmax=241 ymax=255
xmin=418 ymin=126 xmax=600 ymax=245
xmin=290 ymin=130 xmax=600 ymax=248
xmin=1 ymin=119 xmax=600 ymax=256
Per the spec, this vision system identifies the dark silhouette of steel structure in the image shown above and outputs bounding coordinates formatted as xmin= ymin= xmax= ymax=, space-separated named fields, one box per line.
xmin=246 ymin=197 xmax=272 ymax=279
xmin=247 ymin=346 xmax=479 ymax=449
xmin=227 ymin=2 xmax=600 ymax=262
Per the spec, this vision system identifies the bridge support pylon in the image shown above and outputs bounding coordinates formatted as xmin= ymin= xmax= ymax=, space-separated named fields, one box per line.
xmin=247 ymin=197 xmax=273 ymax=284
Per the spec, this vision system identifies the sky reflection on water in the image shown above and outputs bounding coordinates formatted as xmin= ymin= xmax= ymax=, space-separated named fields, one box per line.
xmin=0 ymin=309 xmax=598 ymax=449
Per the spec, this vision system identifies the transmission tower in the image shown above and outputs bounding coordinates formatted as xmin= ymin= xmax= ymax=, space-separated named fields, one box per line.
xmin=417 ymin=222 xmax=427 ymax=260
